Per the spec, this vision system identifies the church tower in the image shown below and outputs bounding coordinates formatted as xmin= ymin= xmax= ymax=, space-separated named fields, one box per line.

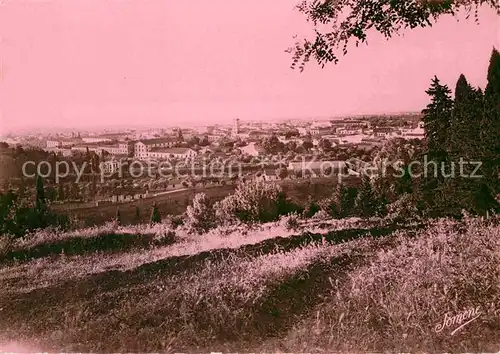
xmin=232 ymin=118 xmax=240 ymax=136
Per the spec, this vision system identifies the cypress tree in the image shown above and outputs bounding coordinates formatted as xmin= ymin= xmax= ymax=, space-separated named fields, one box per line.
xmin=420 ymin=76 xmax=454 ymax=215
xmin=395 ymin=165 xmax=413 ymax=196
xmin=331 ymin=183 xmax=357 ymax=218
xmin=115 ymin=207 xmax=121 ymax=225
xmin=91 ymin=176 xmax=97 ymax=198
xmin=70 ymin=182 xmax=80 ymax=200
xmin=446 ymin=74 xmax=495 ymax=215
xmin=35 ymin=174 xmax=46 ymax=212
xmin=375 ymin=191 xmax=389 ymax=218
xmin=150 ymin=203 xmax=161 ymax=224
xmin=18 ymin=178 xmax=26 ymax=198
xmin=482 ymin=48 xmax=500 ymax=196
xmin=422 ymin=76 xmax=454 ymax=158
xmin=57 ymin=182 xmax=65 ymax=201
xmin=449 ymin=74 xmax=483 ymax=159
xmin=33 ymin=174 xmax=47 ymax=229
xmin=355 ymin=176 xmax=377 ymax=218
xmin=135 ymin=206 xmax=141 ymax=221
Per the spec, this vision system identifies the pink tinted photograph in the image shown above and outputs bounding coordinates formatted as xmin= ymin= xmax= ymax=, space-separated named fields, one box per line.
xmin=0 ymin=0 xmax=499 ymax=352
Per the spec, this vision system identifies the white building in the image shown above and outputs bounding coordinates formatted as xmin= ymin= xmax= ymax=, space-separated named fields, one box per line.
xmin=402 ymin=123 xmax=425 ymax=140
xmin=46 ymin=140 xmax=61 ymax=148
xmin=310 ymin=127 xmax=334 ymax=136
xmin=336 ymin=127 xmax=363 ymax=135
xmin=101 ymin=159 xmax=122 ymax=174
xmin=46 ymin=139 xmax=77 ymax=148
xmin=134 ymin=138 xmax=178 ymax=158
xmin=141 ymin=147 xmax=197 ymax=160
xmin=372 ymin=128 xmax=401 ymax=139
xmin=82 ymin=137 xmax=112 ymax=144
xmin=71 ymin=141 xmax=134 ymax=156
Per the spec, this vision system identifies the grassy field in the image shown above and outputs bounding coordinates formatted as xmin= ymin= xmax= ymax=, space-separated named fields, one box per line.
xmin=0 ymin=215 xmax=499 ymax=352
xmin=53 ymin=184 xmax=237 ymax=227
xmin=50 ymin=178 xmax=348 ymax=227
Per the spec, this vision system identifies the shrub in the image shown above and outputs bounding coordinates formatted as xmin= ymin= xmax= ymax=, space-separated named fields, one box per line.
xmin=275 ymin=167 xmax=288 ymax=180
xmin=151 ymin=225 xmax=177 ymax=246
xmin=0 ymin=190 xmax=69 ymax=238
xmin=0 ymin=234 xmax=12 ymax=258
xmin=311 ymin=209 xmax=331 ymax=221
xmin=303 ymin=197 xmax=320 ymax=218
xmin=215 ymin=181 xmax=285 ymax=224
xmin=354 ymin=176 xmax=377 ymax=218
xmin=387 ymin=193 xmax=421 ymax=221
xmin=279 ymin=212 xmax=300 ymax=231
xmin=185 ymin=193 xmax=216 ymax=234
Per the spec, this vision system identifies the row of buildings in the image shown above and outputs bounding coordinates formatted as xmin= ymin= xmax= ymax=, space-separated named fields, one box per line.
xmin=228 ymin=117 xmax=424 ymax=142
xmin=43 ymin=117 xmax=425 ymax=160
xmin=46 ymin=137 xmax=198 ymax=160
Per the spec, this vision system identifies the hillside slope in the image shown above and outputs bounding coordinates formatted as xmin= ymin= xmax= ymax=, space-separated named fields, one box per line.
xmin=0 ymin=217 xmax=498 ymax=352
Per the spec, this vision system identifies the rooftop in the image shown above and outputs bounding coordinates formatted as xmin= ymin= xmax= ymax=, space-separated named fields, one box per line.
xmin=150 ymin=147 xmax=195 ymax=154
xmin=138 ymin=138 xmax=179 ymax=145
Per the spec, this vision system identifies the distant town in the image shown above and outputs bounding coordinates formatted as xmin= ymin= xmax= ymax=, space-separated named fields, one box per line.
xmin=1 ymin=112 xmax=424 ymax=160
xmin=0 ymin=112 xmax=424 ymax=223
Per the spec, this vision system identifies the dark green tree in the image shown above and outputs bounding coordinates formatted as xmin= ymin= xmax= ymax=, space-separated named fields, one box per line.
xmin=262 ymin=134 xmax=284 ymax=154
xmin=115 ymin=207 xmax=121 ymax=225
xmin=35 ymin=174 xmax=46 ymax=212
xmin=318 ymin=138 xmax=332 ymax=151
xmin=18 ymin=178 xmax=26 ymax=199
xmin=422 ymin=76 xmax=453 ymax=159
xmin=373 ymin=186 xmax=389 ymax=218
xmin=482 ymin=48 xmax=500 ymax=196
xmin=57 ymin=182 xmax=65 ymax=201
xmin=276 ymin=167 xmax=288 ymax=180
xmin=64 ymin=184 xmax=71 ymax=201
xmin=150 ymin=203 xmax=161 ymax=224
xmin=449 ymin=74 xmax=483 ymax=159
xmin=330 ymin=183 xmax=357 ymax=218
xmin=90 ymin=177 xmax=97 ymax=198
xmin=92 ymin=153 xmax=100 ymax=173
xmin=419 ymin=76 xmax=454 ymax=215
xmin=17 ymin=177 xmax=26 ymax=199
xmin=395 ymin=165 xmax=413 ymax=196
xmin=303 ymin=196 xmax=320 ymax=218
xmin=70 ymin=182 xmax=80 ymax=200
xmin=0 ymin=190 xmax=19 ymax=236
xmin=355 ymin=176 xmax=377 ymax=217
xmin=445 ymin=73 xmax=498 ymax=216
xmin=302 ymin=139 xmax=314 ymax=151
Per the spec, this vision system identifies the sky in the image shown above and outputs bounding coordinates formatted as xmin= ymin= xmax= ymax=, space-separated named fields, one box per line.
xmin=0 ymin=0 xmax=499 ymax=134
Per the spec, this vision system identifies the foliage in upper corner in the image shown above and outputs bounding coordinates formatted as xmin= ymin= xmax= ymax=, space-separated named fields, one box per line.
xmin=288 ymin=0 xmax=500 ymax=71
